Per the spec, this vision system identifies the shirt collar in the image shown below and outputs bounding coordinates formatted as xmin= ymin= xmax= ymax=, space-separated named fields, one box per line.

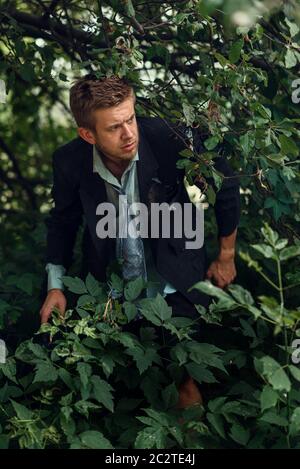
xmin=93 ymin=144 xmax=139 ymax=184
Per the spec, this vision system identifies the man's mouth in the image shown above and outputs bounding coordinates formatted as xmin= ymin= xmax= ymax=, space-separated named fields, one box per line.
xmin=122 ymin=141 xmax=136 ymax=150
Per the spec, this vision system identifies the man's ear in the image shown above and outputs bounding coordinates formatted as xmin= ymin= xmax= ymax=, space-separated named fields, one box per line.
xmin=77 ymin=127 xmax=96 ymax=145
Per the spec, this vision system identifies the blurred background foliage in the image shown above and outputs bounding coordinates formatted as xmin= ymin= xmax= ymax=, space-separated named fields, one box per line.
xmin=0 ymin=0 xmax=299 ymax=340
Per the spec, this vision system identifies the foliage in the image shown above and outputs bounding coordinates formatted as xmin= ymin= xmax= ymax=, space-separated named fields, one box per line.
xmin=0 ymin=272 xmax=222 ymax=449
xmin=0 ymin=223 xmax=299 ymax=449
xmin=0 ymin=0 xmax=299 ymax=449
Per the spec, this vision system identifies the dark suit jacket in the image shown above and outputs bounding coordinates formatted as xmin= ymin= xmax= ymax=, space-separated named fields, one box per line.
xmin=45 ymin=117 xmax=240 ymax=306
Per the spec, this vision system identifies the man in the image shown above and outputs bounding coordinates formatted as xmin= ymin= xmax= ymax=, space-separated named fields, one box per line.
xmin=40 ymin=74 xmax=240 ymax=409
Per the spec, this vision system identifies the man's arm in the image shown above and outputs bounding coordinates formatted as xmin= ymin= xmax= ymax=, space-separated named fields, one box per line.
xmin=140 ymin=117 xmax=240 ymax=288
xmin=206 ymin=228 xmax=237 ymax=288
xmin=208 ymin=148 xmax=240 ymax=288
xmin=45 ymin=149 xmax=83 ymax=268
xmin=40 ymin=148 xmax=83 ymax=323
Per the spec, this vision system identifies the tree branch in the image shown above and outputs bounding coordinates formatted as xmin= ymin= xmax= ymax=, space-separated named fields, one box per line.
xmin=0 ymin=136 xmax=37 ymax=209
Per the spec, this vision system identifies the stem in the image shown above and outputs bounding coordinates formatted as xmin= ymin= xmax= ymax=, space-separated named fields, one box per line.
xmin=283 ymin=282 xmax=300 ymax=291
xmin=256 ymin=269 xmax=281 ymax=291
xmin=277 ymin=258 xmax=291 ymax=449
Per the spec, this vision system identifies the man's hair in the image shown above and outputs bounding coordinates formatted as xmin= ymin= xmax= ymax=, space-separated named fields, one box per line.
xmin=69 ymin=74 xmax=135 ymax=130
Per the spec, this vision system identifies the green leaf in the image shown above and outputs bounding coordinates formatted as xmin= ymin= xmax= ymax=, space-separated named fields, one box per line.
xmin=208 ymin=397 xmax=227 ymax=413
xmin=127 ymin=346 xmax=160 ymax=374
xmin=0 ymin=358 xmax=17 ymax=384
xmin=75 ymin=400 xmax=100 ymax=418
xmin=60 ymin=406 xmax=75 ymax=436
xmin=256 ymin=356 xmax=291 ymax=392
xmin=123 ymin=302 xmax=138 ymax=322
xmin=185 ymin=363 xmax=217 ymax=384
xmin=62 ymin=276 xmax=87 ymax=294
xmin=135 ymin=427 xmax=167 ymax=449
xmin=186 ymin=342 xmax=223 ymax=361
xmin=182 ymin=102 xmax=195 ymax=126
xmin=289 ymin=365 xmax=300 ymax=382
xmin=205 ymin=185 xmax=216 ymax=205
xmin=80 ymin=430 xmax=113 ymax=449
xmin=191 ymin=281 xmax=238 ymax=311
xmin=125 ymin=0 xmax=135 ymax=17
xmin=162 ymin=383 xmax=178 ymax=409
xmin=58 ymin=369 xmax=76 ymax=391
xmin=290 ymin=407 xmax=300 ymax=437
xmin=28 ymin=342 xmax=48 ymax=359
xmin=204 ymin=136 xmax=219 ymax=151
xmin=110 ymin=273 xmax=124 ymax=294
xmin=15 ymin=340 xmax=48 ymax=364
xmin=227 ymin=284 xmax=254 ymax=305
xmin=124 ymin=277 xmax=144 ymax=301
xmin=260 ymin=385 xmax=278 ymax=412
xmin=253 ymin=102 xmax=272 ymax=120
xmin=214 ymin=52 xmax=229 ymax=67
xmin=285 ymin=48 xmax=297 ymax=68
xmin=77 ymin=362 xmax=92 ymax=389
xmin=260 ymin=411 xmax=288 ymax=427
xmin=138 ymin=294 xmax=172 ymax=325
xmin=240 ymin=132 xmax=255 ymax=156
xmin=143 ymin=408 xmax=171 ymax=426
xmin=10 ymin=400 xmax=33 ymax=420
xmin=251 ymin=243 xmax=276 ymax=259
xmin=85 ymin=273 xmax=101 ymax=297
xmin=230 ymin=423 xmax=250 ymax=446
xmin=279 ymin=245 xmax=300 ymax=261
xmin=190 ymin=280 xmax=231 ymax=300
xmin=101 ymin=354 xmax=115 ymax=378
xmin=229 ymin=39 xmax=244 ymax=64
xmin=172 ymin=343 xmax=188 ymax=366
xmin=60 ymin=392 xmax=73 ymax=407
xmin=212 ymin=170 xmax=223 ymax=191
xmin=91 ymin=375 xmax=114 ymax=412
xmin=279 ymin=134 xmax=299 ymax=156
xmin=33 ymin=362 xmax=58 ymax=384
xmin=19 ymin=63 xmax=35 ymax=83
xmin=77 ymin=294 xmax=96 ymax=307
xmin=207 ymin=412 xmax=226 ymax=439
xmin=285 ymin=18 xmax=300 ymax=37
xmin=179 ymin=148 xmax=194 ymax=158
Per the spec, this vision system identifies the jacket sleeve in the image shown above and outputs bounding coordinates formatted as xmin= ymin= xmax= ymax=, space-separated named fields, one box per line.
xmin=192 ymin=129 xmax=241 ymax=237
xmin=45 ymin=149 xmax=83 ymax=270
xmin=210 ymin=155 xmax=241 ymax=237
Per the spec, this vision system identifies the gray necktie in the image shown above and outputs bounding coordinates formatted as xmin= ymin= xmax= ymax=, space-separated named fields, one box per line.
xmin=114 ymin=185 xmax=147 ymax=282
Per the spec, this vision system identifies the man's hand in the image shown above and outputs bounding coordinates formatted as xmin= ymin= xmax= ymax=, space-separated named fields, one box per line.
xmin=40 ymin=289 xmax=66 ymax=324
xmin=206 ymin=249 xmax=237 ymax=289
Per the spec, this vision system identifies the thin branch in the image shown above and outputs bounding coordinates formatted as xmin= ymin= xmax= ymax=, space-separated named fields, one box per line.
xmin=0 ymin=136 xmax=37 ymax=208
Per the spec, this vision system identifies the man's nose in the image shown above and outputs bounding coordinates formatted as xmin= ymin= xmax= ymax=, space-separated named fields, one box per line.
xmin=121 ymin=124 xmax=133 ymax=139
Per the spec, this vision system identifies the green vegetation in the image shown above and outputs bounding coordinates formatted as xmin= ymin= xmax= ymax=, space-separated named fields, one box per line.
xmin=0 ymin=0 xmax=300 ymax=448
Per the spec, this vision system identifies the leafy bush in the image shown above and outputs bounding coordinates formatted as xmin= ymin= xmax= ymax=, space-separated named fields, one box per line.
xmin=0 ymin=0 xmax=300 ymax=450
xmin=0 ymin=225 xmax=299 ymax=449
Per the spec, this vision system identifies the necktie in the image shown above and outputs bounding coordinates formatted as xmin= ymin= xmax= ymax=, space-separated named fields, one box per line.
xmin=113 ymin=185 xmax=147 ymax=282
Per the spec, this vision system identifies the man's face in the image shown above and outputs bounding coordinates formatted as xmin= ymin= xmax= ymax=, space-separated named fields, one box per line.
xmin=81 ymin=96 xmax=139 ymax=163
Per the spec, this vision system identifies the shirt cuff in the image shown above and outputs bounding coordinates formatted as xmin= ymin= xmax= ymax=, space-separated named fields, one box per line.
xmin=45 ymin=263 xmax=66 ymax=291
